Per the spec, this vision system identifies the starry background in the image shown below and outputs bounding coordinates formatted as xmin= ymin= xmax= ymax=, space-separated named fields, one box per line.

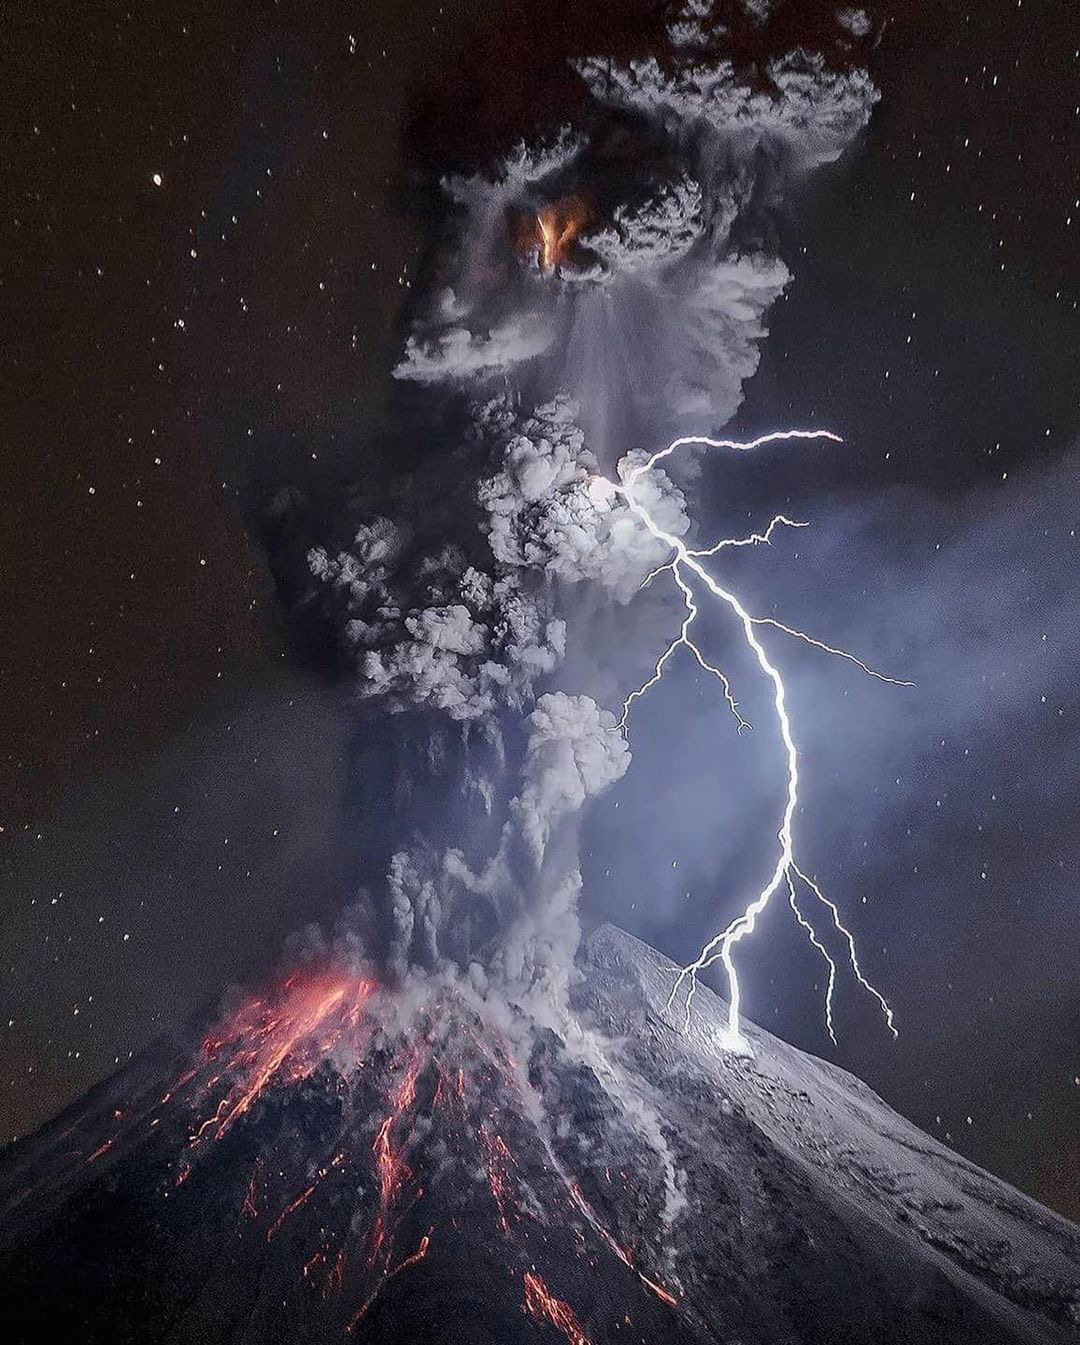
xmin=2 ymin=0 xmax=1078 ymax=1220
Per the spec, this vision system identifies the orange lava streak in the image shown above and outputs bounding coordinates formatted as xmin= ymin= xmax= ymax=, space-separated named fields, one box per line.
xmin=567 ymin=1183 xmax=678 ymax=1308
xmin=637 ymin=1271 xmax=679 ymax=1310
xmin=187 ymin=974 xmax=376 ymax=1145
xmin=241 ymin=1160 xmax=260 ymax=1220
xmin=522 ymin=1271 xmax=593 ymax=1345
xmin=479 ymin=1124 xmax=516 ymax=1238
xmin=322 ymin=1246 xmax=347 ymax=1300
xmin=347 ymin=1232 xmax=432 ymax=1333
xmin=159 ymin=1071 xmax=194 ymax=1108
xmin=367 ymin=1044 xmax=429 ymax=1268
xmin=266 ymin=1182 xmax=316 ymax=1242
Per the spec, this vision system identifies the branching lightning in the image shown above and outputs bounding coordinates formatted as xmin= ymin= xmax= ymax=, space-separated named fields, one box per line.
xmin=785 ymin=871 xmax=838 ymax=1046
xmin=619 ymin=560 xmax=751 ymax=735
xmin=608 ymin=429 xmax=910 ymax=1052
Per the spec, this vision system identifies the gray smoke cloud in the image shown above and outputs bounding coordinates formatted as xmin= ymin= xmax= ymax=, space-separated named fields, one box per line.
xmin=305 ymin=0 xmax=881 ymax=1011
xmin=396 ymin=311 xmax=555 ymax=386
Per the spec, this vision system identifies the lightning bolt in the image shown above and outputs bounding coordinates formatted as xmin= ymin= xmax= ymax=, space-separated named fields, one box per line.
xmin=619 ymin=559 xmax=751 ymax=735
xmin=785 ymin=871 xmax=838 ymax=1046
xmin=609 ymin=429 xmax=910 ymax=1052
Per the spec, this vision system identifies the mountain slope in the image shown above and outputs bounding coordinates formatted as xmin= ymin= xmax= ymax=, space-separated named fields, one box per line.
xmin=1 ymin=924 xmax=1076 ymax=1344
xmin=576 ymin=925 xmax=1080 ymax=1344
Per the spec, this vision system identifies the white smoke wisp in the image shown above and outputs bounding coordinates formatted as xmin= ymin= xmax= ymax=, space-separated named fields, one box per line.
xmin=395 ymin=312 xmax=555 ymax=385
xmin=837 ymin=8 xmax=873 ymax=40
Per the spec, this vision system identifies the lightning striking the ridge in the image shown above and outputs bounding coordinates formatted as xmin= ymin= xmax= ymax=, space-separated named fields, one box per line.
xmin=606 ymin=429 xmax=911 ymax=1053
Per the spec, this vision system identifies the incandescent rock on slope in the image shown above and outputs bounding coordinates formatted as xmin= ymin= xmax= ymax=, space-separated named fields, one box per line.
xmin=1 ymin=926 xmax=1077 ymax=1345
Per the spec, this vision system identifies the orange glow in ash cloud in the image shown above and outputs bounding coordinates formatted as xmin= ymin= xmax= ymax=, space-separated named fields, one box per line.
xmin=528 ymin=196 xmax=593 ymax=271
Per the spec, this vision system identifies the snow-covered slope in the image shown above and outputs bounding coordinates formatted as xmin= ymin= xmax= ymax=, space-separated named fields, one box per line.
xmin=575 ymin=924 xmax=1080 ymax=1343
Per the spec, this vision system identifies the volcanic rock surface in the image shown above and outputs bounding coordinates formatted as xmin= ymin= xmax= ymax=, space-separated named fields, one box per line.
xmin=2 ymin=925 xmax=1077 ymax=1344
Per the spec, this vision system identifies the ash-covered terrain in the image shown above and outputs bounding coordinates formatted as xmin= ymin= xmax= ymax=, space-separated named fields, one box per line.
xmin=2 ymin=924 xmax=1077 ymax=1345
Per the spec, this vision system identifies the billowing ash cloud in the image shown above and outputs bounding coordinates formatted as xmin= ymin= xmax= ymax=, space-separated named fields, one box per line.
xmin=295 ymin=0 xmax=880 ymax=1011
xmin=478 ymin=396 xmax=688 ymax=601
xmin=587 ymin=176 xmax=704 ymax=275
xmin=306 ymin=394 xmax=685 ymax=731
xmin=573 ymin=50 xmax=876 ymax=167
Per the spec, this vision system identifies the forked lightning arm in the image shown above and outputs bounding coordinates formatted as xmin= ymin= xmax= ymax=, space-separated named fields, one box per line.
xmin=605 ymin=430 xmax=910 ymax=1052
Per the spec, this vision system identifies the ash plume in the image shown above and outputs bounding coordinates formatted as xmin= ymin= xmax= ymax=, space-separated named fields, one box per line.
xmin=288 ymin=1 xmax=883 ymax=1015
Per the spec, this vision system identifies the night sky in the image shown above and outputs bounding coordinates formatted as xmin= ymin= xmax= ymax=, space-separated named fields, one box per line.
xmin=3 ymin=0 xmax=1078 ymax=1221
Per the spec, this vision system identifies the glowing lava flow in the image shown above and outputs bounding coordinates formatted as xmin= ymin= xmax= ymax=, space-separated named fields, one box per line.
xmin=609 ymin=429 xmax=910 ymax=1051
xmin=567 ymin=1182 xmax=678 ymax=1308
xmin=367 ymin=1043 xmax=429 ymax=1270
xmin=190 ymin=972 xmax=376 ymax=1144
xmin=11 ymin=966 xmax=689 ymax=1340
xmin=523 ymin=1270 xmax=594 ymax=1345
xmin=347 ymin=1232 xmax=433 ymax=1334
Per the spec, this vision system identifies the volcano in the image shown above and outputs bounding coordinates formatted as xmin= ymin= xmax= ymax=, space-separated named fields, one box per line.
xmin=2 ymin=925 xmax=1077 ymax=1345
